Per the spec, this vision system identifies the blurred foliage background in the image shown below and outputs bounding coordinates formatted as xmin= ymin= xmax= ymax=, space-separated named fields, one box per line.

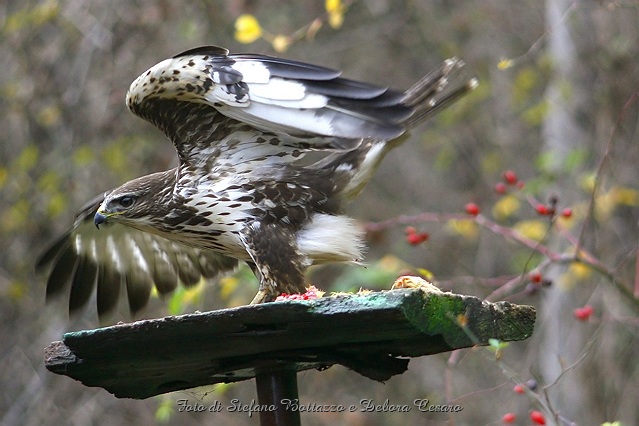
xmin=1 ymin=0 xmax=638 ymax=424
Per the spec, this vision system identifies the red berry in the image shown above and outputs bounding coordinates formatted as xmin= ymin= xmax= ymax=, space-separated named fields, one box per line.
xmin=406 ymin=233 xmax=420 ymax=244
xmin=535 ymin=204 xmax=549 ymax=215
xmin=502 ymin=413 xmax=516 ymax=423
xmin=530 ymin=410 xmax=546 ymax=425
xmin=405 ymin=226 xmax=417 ymax=235
xmin=513 ymin=384 xmax=525 ymax=394
xmin=503 ymin=170 xmax=518 ymax=185
xmin=529 ymin=271 xmax=542 ymax=283
xmin=495 ymin=182 xmax=507 ymax=194
xmin=561 ymin=207 xmax=573 ymax=218
xmin=574 ymin=305 xmax=594 ymax=321
xmin=406 ymin=232 xmax=428 ymax=245
xmin=465 ymin=202 xmax=480 ymax=216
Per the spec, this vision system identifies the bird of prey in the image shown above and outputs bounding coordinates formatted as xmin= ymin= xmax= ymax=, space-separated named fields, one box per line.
xmin=37 ymin=45 xmax=477 ymax=317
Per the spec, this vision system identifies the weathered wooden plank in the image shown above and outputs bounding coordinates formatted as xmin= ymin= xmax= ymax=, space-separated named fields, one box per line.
xmin=44 ymin=287 xmax=535 ymax=399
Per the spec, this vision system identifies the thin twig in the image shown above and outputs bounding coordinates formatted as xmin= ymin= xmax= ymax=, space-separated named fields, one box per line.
xmin=576 ymin=91 xmax=639 ymax=248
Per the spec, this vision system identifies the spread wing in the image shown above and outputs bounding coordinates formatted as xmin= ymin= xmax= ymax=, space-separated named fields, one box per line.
xmin=36 ymin=193 xmax=238 ymax=317
xmin=125 ymin=45 xmax=415 ymax=168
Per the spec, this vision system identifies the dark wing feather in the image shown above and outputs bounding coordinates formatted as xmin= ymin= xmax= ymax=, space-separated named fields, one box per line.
xmin=43 ymin=240 xmax=76 ymax=298
xmin=301 ymin=77 xmax=389 ymax=99
xmin=37 ymin=193 xmax=238 ymax=317
xmin=96 ymin=264 xmax=121 ymax=316
xmin=69 ymin=254 xmax=98 ymax=311
xmin=173 ymin=45 xmax=229 ymax=58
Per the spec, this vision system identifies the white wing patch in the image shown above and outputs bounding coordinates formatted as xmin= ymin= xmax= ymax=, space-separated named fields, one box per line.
xmin=217 ymin=103 xmax=337 ymax=138
xmin=246 ymin=77 xmax=306 ymax=100
xmin=228 ymin=60 xmax=270 ymax=83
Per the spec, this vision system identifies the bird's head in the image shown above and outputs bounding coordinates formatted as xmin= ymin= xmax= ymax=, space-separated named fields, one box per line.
xmin=94 ymin=171 xmax=174 ymax=229
xmin=95 ymin=188 xmax=148 ymax=229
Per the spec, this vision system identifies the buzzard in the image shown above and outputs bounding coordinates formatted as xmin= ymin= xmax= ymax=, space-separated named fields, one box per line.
xmin=37 ymin=45 xmax=477 ymax=317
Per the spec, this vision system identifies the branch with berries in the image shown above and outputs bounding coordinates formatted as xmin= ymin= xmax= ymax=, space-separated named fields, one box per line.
xmin=364 ymin=165 xmax=639 ymax=314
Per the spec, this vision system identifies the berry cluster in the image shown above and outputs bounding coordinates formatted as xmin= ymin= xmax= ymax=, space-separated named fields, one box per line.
xmin=534 ymin=195 xmax=572 ymax=218
xmin=503 ymin=380 xmax=545 ymax=424
xmin=404 ymin=226 xmax=429 ymax=245
xmin=525 ymin=271 xmax=553 ymax=295
xmin=493 ymin=170 xmax=574 ymax=219
xmin=494 ymin=169 xmax=526 ymax=194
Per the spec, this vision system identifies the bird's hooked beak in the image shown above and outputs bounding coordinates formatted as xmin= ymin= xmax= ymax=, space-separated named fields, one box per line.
xmin=94 ymin=211 xmax=108 ymax=229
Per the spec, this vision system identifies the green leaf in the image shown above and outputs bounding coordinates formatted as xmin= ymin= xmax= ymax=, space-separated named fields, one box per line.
xmin=155 ymin=396 xmax=174 ymax=423
xmin=488 ymin=338 xmax=509 ymax=351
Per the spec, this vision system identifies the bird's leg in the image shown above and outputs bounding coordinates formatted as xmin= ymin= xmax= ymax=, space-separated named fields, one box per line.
xmin=250 ymin=288 xmax=273 ymax=305
xmin=242 ymin=223 xmax=308 ymax=304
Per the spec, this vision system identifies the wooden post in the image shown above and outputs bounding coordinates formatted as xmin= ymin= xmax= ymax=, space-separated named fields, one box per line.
xmin=255 ymin=364 xmax=301 ymax=426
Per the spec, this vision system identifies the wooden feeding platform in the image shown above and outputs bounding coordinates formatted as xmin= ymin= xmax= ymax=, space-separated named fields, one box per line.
xmin=45 ymin=282 xmax=535 ymax=425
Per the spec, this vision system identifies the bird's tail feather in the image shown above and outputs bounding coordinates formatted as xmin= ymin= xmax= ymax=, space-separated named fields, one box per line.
xmin=316 ymin=58 xmax=477 ymax=200
xmin=401 ymin=57 xmax=478 ymax=129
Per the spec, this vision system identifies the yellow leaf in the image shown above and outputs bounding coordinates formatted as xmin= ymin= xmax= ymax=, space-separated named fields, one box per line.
xmin=447 ymin=219 xmax=479 ymax=240
xmin=4 ymin=0 xmax=59 ymax=35
xmin=497 ymin=58 xmax=513 ymax=70
xmin=47 ymin=192 xmax=67 ymax=217
xmin=417 ymin=268 xmax=435 ymax=281
xmin=595 ymin=190 xmax=616 ymax=221
xmin=234 ymin=14 xmax=262 ymax=44
xmin=36 ymin=104 xmax=61 ymax=127
xmin=522 ymin=100 xmax=549 ymax=125
xmin=570 ymin=262 xmax=593 ymax=280
xmin=182 ymin=281 xmax=205 ymax=304
xmin=492 ymin=194 xmax=521 ymax=221
xmin=560 ymin=262 xmax=593 ymax=289
xmin=210 ymin=382 xmax=234 ymax=395
xmin=513 ymin=219 xmax=547 ymax=241
xmin=37 ymin=170 xmax=60 ymax=192
xmin=73 ymin=146 xmax=95 ymax=166
xmin=325 ymin=0 xmax=342 ymax=13
xmin=8 ymin=281 xmax=26 ymax=301
xmin=155 ymin=397 xmax=173 ymax=422
xmin=325 ymin=0 xmax=345 ymax=29
xmin=613 ymin=187 xmax=639 ymax=206
xmin=16 ymin=145 xmax=39 ymax=171
xmin=480 ymin=151 xmax=502 ymax=175
xmin=556 ymin=210 xmax=577 ymax=229
xmin=0 ymin=167 xmax=7 ymax=188
xmin=219 ymin=275 xmax=240 ymax=300
xmin=328 ymin=11 xmax=344 ymax=29
xmin=4 ymin=198 xmax=30 ymax=232
xmin=272 ymin=35 xmax=292 ymax=53
xmin=580 ymin=173 xmax=596 ymax=192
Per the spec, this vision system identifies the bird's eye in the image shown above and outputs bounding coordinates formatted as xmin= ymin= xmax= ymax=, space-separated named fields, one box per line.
xmin=118 ymin=196 xmax=135 ymax=208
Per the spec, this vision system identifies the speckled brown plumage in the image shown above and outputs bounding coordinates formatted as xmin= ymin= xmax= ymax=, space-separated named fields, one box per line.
xmin=37 ymin=45 xmax=477 ymax=317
